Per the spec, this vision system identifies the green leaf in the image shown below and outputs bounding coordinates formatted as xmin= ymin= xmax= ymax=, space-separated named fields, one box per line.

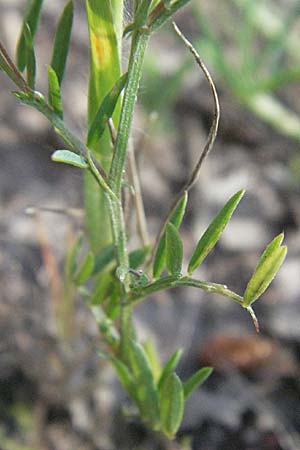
xmin=124 ymin=0 xmax=152 ymax=36
xmin=92 ymin=244 xmax=115 ymax=275
xmin=170 ymin=191 xmax=188 ymax=227
xmin=50 ymin=0 xmax=73 ymax=85
xmin=92 ymin=245 xmax=149 ymax=277
xmin=158 ymin=348 xmax=183 ymax=390
xmin=85 ymin=0 xmax=122 ymax=252
xmin=48 ymin=66 xmax=63 ymax=118
xmin=105 ymin=283 xmax=121 ymax=319
xmin=160 ymin=373 xmax=184 ymax=439
xmin=73 ymin=252 xmax=95 ymax=286
xmin=129 ymin=246 xmax=150 ymax=269
xmin=149 ymin=0 xmax=192 ymax=31
xmin=129 ymin=340 xmax=160 ymax=427
xmin=183 ymin=367 xmax=213 ymax=400
xmin=87 ymin=73 xmax=127 ymax=148
xmin=16 ymin=0 xmax=44 ymax=72
xmin=65 ymin=232 xmax=83 ymax=278
xmin=89 ymin=271 xmax=114 ymax=305
xmin=23 ymin=24 xmax=36 ymax=89
xmin=153 ymin=235 xmax=166 ymax=280
xmin=97 ymin=350 xmax=135 ymax=398
xmin=188 ymin=189 xmax=245 ymax=275
xmin=166 ymin=222 xmax=183 ymax=275
xmin=143 ymin=339 xmax=162 ymax=382
xmin=51 ymin=150 xmax=88 ymax=168
xmin=255 ymin=232 xmax=284 ymax=271
xmin=153 ymin=192 xmax=188 ymax=279
xmin=243 ymin=243 xmax=287 ymax=307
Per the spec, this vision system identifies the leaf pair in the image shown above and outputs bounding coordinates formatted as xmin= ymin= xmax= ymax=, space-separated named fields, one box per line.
xmin=99 ymin=342 xmax=212 ymax=439
xmin=153 ymin=191 xmax=188 ymax=279
xmin=243 ymin=233 xmax=287 ymax=307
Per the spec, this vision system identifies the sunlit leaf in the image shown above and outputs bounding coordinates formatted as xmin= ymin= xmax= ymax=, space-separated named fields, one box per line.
xmin=48 ymin=66 xmax=63 ymax=118
xmin=255 ymin=232 xmax=284 ymax=271
xmin=51 ymin=150 xmax=88 ymax=168
xmin=243 ymin=243 xmax=287 ymax=307
xmin=85 ymin=0 xmax=122 ymax=252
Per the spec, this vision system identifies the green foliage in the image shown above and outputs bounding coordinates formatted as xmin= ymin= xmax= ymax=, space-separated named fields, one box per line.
xmin=51 ymin=150 xmax=88 ymax=168
xmin=243 ymin=234 xmax=287 ymax=306
xmin=0 ymin=0 xmax=288 ymax=441
xmin=50 ymin=1 xmax=73 ymax=85
xmin=192 ymin=0 xmax=300 ymax=140
xmin=87 ymin=73 xmax=128 ymax=148
xmin=188 ymin=189 xmax=244 ymax=275
xmin=48 ymin=67 xmax=63 ymax=118
xmin=166 ymin=222 xmax=183 ymax=275
xmin=183 ymin=367 xmax=213 ymax=400
xmin=158 ymin=348 xmax=183 ymax=390
xmin=23 ymin=24 xmax=36 ymax=89
xmin=16 ymin=0 xmax=43 ymax=71
xmin=159 ymin=373 xmax=184 ymax=438
xmin=153 ymin=191 xmax=188 ymax=279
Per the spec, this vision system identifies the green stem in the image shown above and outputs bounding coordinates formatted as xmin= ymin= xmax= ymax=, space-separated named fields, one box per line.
xmin=108 ymin=197 xmax=132 ymax=359
xmin=107 ymin=28 xmax=150 ymax=359
xmin=130 ymin=275 xmax=244 ymax=305
xmin=15 ymin=91 xmax=114 ymax=197
xmin=109 ymin=30 xmax=150 ymax=193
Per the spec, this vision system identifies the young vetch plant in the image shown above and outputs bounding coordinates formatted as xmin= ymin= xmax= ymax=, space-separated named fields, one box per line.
xmin=0 ymin=0 xmax=287 ymax=439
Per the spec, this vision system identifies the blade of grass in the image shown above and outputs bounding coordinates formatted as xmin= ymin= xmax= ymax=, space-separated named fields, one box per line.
xmin=16 ymin=0 xmax=44 ymax=71
xmin=85 ymin=0 xmax=122 ymax=252
xmin=50 ymin=0 xmax=74 ymax=85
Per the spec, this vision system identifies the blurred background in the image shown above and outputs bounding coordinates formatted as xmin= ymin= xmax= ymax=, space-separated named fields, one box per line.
xmin=0 ymin=0 xmax=300 ymax=449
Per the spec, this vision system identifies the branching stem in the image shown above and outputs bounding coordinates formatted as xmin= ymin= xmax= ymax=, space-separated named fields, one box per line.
xmin=130 ymin=275 xmax=244 ymax=305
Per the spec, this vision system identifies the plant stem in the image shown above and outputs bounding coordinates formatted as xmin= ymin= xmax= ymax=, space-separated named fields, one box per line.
xmin=16 ymin=91 xmax=114 ymax=197
xmin=108 ymin=196 xmax=132 ymax=359
xmin=109 ymin=30 xmax=150 ymax=194
xmin=127 ymin=139 xmax=150 ymax=247
xmin=149 ymin=23 xmax=220 ymax=267
xmin=130 ymin=275 xmax=244 ymax=305
xmin=107 ymin=28 xmax=150 ymax=359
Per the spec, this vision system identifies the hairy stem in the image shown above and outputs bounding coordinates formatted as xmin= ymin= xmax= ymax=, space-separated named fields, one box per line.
xmin=130 ymin=275 xmax=244 ymax=305
xmin=109 ymin=30 xmax=150 ymax=194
